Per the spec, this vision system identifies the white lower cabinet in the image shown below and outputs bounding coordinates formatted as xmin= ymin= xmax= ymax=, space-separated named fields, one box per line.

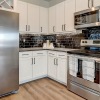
xmin=48 ymin=51 xmax=67 ymax=85
xmin=19 ymin=52 xmax=33 ymax=84
xmin=57 ymin=58 xmax=67 ymax=84
xmin=33 ymin=51 xmax=47 ymax=79
xmin=19 ymin=50 xmax=67 ymax=85
xmin=48 ymin=52 xmax=57 ymax=79
xmin=19 ymin=51 xmax=47 ymax=84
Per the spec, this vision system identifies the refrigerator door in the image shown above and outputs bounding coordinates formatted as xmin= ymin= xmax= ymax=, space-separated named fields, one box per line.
xmin=0 ymin=10 xmax=19 ymax=95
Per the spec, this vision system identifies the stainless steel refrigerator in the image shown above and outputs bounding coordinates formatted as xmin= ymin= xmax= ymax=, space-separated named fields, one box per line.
xmin=0 ymin=10 xmax=19 ymax=97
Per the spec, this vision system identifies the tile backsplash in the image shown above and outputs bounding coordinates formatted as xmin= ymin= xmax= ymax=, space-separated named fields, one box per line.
xmin=20 ymin=33 xmax=84 ymax=49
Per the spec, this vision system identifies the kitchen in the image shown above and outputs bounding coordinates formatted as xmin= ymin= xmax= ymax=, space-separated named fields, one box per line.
xmin=0 ymin=0 xmax=100 ymax=100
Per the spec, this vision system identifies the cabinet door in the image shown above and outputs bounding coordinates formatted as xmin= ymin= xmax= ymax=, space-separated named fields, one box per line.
xmin=57 ymin=58 xmax=67 ymax=84
xmin=33 ymin=55 xmax=47 ymax=79
xmin=49 ymin=5 xmax=56 ymax=34
xmin=28 ymin=3 xmax=39 ymax=33
xmin=65 ymin=0 xmax=76 ymax=32
xmin=76 ymin=0 xmax=89 ymax=12
xmin=40 ymin=7 xmax=48 ymax=34
xmin=18 ymin=1 xmax=27 ymax=32
xmin=19 ymin=57 xmax=33 ymax=83
xmin=56 ymin=2 xmax=65 ymax=32
xmin=94 ymin=0 xmax=100 ymax=7
xmin=48 ymin=56 xmax=57 ymax=79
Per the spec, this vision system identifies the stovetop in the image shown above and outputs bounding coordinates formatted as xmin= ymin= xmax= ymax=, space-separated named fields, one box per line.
xmin=67 ymin=50 xmax=100 ymax=58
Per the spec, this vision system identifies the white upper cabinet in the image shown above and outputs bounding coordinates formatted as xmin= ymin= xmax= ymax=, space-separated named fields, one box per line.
xmin=49 ymin=5 xmax=56 ymax=34
xmin=94 ymin=0 xmax=100 ymax=7
xmin=65 ymin=0 xmax=76 ymax=32
xmin=56 ymin=2 xmax=65 ymax=33
xmin=18 ymin=1 xmax=27 ymax=32
xmin=76 ymin=0 xmax=89 ymax=12
xmin=27 ymin=3 xmax=40 ymax=33
xmin=40 ymin=7 xmax=48 ymax=34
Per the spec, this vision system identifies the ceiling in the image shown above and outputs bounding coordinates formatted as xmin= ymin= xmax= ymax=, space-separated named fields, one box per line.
xmin=44 ymin=0 xmax=53 ymax=2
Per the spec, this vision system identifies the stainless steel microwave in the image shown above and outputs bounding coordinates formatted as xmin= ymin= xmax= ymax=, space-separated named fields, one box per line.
xmin=74 ymin=6 xmax=100 ymax=29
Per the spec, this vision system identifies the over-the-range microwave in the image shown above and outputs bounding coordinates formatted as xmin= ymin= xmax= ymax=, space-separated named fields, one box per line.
xmin=74 ymin=6 xmax=100 ymax=29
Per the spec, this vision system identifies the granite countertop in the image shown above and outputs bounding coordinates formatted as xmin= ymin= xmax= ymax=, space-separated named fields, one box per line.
xmin=19 ymin=47 xmax=78 ymax=52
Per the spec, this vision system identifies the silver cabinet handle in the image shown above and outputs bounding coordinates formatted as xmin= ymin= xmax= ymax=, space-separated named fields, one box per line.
xmin=64 ymin=24 xmax=66 ymax=31
xmin=41 ymin=27 xmax=42 ymax=32
xmin=32 ymin=58 xmax=33 ymax=64
xmin=88 ymin=0 xmax=91 ymax=8
xmin=92 ymin=0 xmax=94 ymax=7
xmin=34 ymin=58 xmax=35 ymax=64
xmin=53 ymin=26 xmax=55 ymax=32
xmin=58 ymin=55 xmax=65 ymax=56
xmin=22 ymin=54 xmax=29 ymax=56
xmin=62 ymin=25 xmax=63 ymax=31
xmin=54 ymin=58 xmax=56 ymax=65
xmin=37 ymin=53 xmax=43 ymax=54
xmin=26 ymin=25 xmax=27 ymax=31
xmin=53 ymin=26 xmax=54 ymax=32
xmin=49 ymin=53 xmax=54 ymax=55
xmin=56 ymin=58 xmax=58 ymax=66
xmin=28 ymin=25 xmax=30 ymax=31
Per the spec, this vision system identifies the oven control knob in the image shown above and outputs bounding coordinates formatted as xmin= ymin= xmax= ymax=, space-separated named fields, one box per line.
xmin=82 ymin=41 xmax=84 ymax=43
xmin=85 ymin=41 xmax=87 ymax=43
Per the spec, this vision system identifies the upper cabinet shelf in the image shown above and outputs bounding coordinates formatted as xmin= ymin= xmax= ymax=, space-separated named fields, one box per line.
xmin=0 ymin=0 xmax=17 ymax=11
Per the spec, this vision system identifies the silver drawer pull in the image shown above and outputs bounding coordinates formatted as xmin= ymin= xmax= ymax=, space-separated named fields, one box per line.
xmin=59 ymin=55 xmax=65 ymax=56
xmin=37 ymin=53 xmax=43 ymax=54
xmin=49 ymin=53 xmax=54 ymax=55
xmin=22 ymin=54 xmax=29 ymax=56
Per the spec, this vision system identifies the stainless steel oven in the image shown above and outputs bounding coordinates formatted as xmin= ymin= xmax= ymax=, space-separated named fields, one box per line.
xmin=67 ymin=54 xmax=100 ymax=100
xmin=74 ymin=6 xmax=100 ymax=29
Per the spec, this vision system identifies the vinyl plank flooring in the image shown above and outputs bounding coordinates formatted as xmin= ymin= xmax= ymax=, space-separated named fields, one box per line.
xmin=0 ymin=78 xmax=85 ymax=100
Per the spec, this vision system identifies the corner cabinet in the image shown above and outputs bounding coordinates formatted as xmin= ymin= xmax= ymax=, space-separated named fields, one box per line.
xmin=48 ymin=51 xmax=67 ymax=85
xmin=40 ymin=7 xmax=48 ymax=34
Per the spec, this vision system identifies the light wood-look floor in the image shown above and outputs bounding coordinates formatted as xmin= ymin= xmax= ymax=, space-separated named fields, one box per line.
xmin=0 ymin=78 xmax=85 ymax=100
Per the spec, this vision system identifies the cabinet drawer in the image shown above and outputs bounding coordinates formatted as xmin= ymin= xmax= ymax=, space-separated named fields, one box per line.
xmin=48 ymin=51 xmax=57 ymax=56
xmin=33 ymin=51 xmax=47 ymax=56
xmin=57 ymin=52 xmax=67 ymax=58
xmin=19 ymin=52 xmax=33 ymax=58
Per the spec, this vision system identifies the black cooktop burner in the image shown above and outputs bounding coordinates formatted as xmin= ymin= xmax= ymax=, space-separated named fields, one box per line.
xmin=67 ymin=50 xmax=100 ymax=58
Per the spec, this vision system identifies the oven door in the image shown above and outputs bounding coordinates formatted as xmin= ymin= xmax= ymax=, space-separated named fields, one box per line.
xmin=67 ymin=54 xmax=100 ymax=92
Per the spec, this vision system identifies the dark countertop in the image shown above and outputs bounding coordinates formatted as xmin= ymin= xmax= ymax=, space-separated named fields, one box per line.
xmin=67 ymin=50 xmax=100 ymax=58
xmin=19 ymin=47 xmax=78 ymax=52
